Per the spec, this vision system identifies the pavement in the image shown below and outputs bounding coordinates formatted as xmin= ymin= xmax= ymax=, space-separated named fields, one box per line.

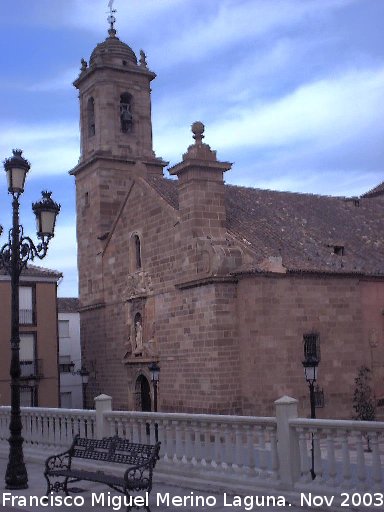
xmin=0 ymin=456 xmax=302 ymax=512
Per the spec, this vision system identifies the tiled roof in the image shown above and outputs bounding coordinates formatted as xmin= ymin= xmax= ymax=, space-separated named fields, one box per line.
xmin=145 ymin=176 xmax=384 ymax=276
xmin=145 ymin=174 xmax=179 ymax=209
xmin=226 ymin=185 xmax=383 ymax=275
xmin=0 ymin=264 xmax=62 ymax=280
xmin=58 ymin=297 xmax=79 ymax=313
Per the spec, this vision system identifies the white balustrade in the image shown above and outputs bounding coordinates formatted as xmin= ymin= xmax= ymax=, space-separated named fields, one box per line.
xmin=0 ymin=397 xmax=383 ymax=502
xmin=0 ymin=407 xmax=96 ymax=449
xmin=290 ymin=418 xmax=384 ymax=492
xmin=104 ymin=409 xmax=278 ymax=484
xmin=0 ymin=407 xmax=10 ymax=440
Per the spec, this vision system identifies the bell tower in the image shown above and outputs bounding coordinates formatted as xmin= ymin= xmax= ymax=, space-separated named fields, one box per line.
xmin=73 ymin=25 xmax=158 ymax=163
xmin=70 ymin=11 xmax=166 ymax=307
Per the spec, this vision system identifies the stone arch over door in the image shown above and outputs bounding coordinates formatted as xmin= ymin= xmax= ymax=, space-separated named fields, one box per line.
xmin=134 ymin=374 xmax=151 ymax=411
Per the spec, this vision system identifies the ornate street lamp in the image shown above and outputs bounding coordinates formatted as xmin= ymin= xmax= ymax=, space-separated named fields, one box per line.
xmin=302 ymin=332 xmax=320 ymax=480
xmin=148 ymin=362 xmax=160 ymax=442
xmin=79 ymin=366 xmax=90 ymax=410
xmin=0 ymin=149 xmax=60 ymax=489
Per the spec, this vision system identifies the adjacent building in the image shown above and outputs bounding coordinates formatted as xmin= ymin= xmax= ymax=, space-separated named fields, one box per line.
xmin=58 ymin=297 xmax=83 ymax=409
xmin=0 ymin=265 xmax=61 ymax=407
xmin=71 ymin=25 xmax=384 ymax=418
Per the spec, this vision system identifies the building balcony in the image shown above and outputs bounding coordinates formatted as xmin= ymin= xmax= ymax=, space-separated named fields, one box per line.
xmin=20 ymin=359 xmax=43 ymax=379
xmin=19 ymin=308 xmax=33 ymax=325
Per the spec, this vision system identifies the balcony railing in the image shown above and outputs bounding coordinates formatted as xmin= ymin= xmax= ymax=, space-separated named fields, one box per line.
xmin=20 ymin=359 xmax=43 ymax=379
xmin=19 ymin=308 xmax=33 ymax=325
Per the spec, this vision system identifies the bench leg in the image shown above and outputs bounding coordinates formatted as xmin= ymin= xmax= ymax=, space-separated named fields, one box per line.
xmin=44 ymin=474 xmax=70 ymax=496
xmin=125 ymin=503 xmax=151 ymax=512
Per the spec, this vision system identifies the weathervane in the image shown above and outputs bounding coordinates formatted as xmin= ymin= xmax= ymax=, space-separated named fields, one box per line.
xmin=107 ymin=0 xmax=117 ymax=35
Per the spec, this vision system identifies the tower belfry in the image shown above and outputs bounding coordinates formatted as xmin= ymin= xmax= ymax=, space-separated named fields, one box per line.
xmin=72 ymin=3 xmax=164 ymax=168
xmin=71 ymin=5 xmax=166 ymax=304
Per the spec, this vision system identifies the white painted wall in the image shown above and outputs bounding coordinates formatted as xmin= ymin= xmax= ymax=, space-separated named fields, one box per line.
xmin=58 ymin=311 xmax=83 ymax=408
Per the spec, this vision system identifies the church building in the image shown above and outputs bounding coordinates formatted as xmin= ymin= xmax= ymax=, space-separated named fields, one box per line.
xmin=70 ymin=21 xmax=384 ymax=418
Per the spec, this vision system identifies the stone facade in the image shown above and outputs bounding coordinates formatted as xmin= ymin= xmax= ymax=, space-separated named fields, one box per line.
xmin=71 ymin=28 xmax=384 ymax=418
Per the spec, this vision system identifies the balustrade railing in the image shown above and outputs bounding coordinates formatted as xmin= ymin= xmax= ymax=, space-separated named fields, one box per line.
xmin=104 ymin=410 xmax=278 ymax=484
xmin=290 ymin=418 xmax=384 ymax=491
xmin=0 ymin=406 xmax=95 ymax=448
xmin=0 ymin=396 xmax=383 ymax=502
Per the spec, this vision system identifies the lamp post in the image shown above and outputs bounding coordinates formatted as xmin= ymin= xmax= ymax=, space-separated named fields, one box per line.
xmin=302 ymin=332 xmax=320 ymax=480
xmin=79 ymin=366 xmax=90 ymax=410
xmin=0 ymin=149 xmax=60 ymax=489
xmin=148 ymin=362 xmax=160 ymax=442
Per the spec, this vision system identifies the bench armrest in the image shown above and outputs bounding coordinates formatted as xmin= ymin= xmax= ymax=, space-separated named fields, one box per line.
xmin=123 ymin=460 xmax=153 ymax=491
xmin=44 ymin=433 xmax=80 ymax=474
xmin=123 ymin=442 xmax=161 ymax=492
xmin=44 ymin=449 xmax=72 ymax=473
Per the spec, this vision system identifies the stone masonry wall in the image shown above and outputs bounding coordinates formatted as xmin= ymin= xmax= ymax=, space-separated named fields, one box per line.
xmin=95 ymin=177 xmax=241 ymax=413
xmin=237 ymin=273 xmax=384 ymax=419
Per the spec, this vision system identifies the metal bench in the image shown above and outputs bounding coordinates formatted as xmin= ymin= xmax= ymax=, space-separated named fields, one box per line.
xmin=44 ymin=435 xmax=160 ymax=504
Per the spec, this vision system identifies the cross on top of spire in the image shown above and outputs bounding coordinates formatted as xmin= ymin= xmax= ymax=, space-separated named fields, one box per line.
xmin=107 ymin=0 xmax=117 ymax=37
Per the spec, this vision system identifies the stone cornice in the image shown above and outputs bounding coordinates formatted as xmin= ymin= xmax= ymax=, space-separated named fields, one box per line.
xmin=175 ymin=275 xmax=237 ymax=290
xmin=78 ymin=302 xmax=106 ymax=313
xmin=69 ymin=154 xmax=168 ymax=177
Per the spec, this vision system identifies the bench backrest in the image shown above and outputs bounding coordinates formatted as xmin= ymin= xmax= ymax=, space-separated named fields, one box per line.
xmin=70 ymin=436 xmax=159 ymax=467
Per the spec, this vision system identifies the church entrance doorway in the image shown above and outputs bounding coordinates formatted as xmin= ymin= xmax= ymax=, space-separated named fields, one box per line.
xmin=135 ymin=375 xmax=151 ymax=411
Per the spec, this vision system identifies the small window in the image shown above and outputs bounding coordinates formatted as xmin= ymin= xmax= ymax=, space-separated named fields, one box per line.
xmin=120 ymin=92 xmax=133 ymax=133
xmin=129 ymin=233 xmax=143 ymax=273
xmin=134 ymin=234 xmax=142 ymax=269
xmin=61 ymin=392 xmax=72 ymax=408
xmin=87 ymin=97 xmax=95 ymax=136
xmin=59 ymin=320 xmax=70 ymax=338
xmin=19 ymin=286 xmax=34 ymax=325
xmin=20 ymin=386 xmax=37 ymax=407
xmin=59 ymin=355 xmax=74 ymax=373
xmin=20 ymin=333 xmax=35 ymax=362
xmin=20 ymin=333 xmax=37 ymax=378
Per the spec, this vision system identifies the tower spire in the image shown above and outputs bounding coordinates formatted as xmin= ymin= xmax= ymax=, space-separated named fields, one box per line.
xmin=107 ymin=0 xmax=117 ymax=37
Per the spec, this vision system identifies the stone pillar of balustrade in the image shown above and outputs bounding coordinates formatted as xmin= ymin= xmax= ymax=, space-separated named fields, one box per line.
xmin=275 ymin=395 xmax=300 ymax=489
xmin=94 ymin=394 xmax=112 ymax=439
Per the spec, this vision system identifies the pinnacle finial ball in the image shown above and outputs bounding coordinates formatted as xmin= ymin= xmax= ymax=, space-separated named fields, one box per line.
xmin=191 ymin=121 xmax=205 ymax=143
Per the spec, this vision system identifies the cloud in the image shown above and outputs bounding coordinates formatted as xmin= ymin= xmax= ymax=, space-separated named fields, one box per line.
xmin=42 ymin=223 xmax=77 ymax=270
xmin=0 ymin=123 xmax=79 ymax=177
xmin=44 ymin=222 xmax=78 ymax=297
xmin=153 ymin=64 xmax=384 ymax=196
xmin=38 ymin=222 xmax=78 ymax=297
xmin=207 ymin=67 xmax=384 ymax=151
xmin=155 ymin=65 xmax=384 ymax=159
xmin=146 ymin=0 xmax=357 ymax=67
xmin=27 ymin=0 xmax=357 ymax=68
xmin=25 ymin=67 xmax=79 ymax=92
xmin=37 ymin=0 xmax=186 ymax=34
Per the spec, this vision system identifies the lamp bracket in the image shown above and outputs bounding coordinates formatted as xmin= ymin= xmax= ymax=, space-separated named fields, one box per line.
xmin=0 ymin=226 xmax=50 ymax=277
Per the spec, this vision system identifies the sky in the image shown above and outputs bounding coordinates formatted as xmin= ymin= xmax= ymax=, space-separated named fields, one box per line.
xmin=0 ymin=0 xmax=383 ymax=297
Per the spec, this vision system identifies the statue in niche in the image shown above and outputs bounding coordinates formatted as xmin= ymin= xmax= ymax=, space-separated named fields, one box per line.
xmin=134 ymin=313 xmax=143 ymax=354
